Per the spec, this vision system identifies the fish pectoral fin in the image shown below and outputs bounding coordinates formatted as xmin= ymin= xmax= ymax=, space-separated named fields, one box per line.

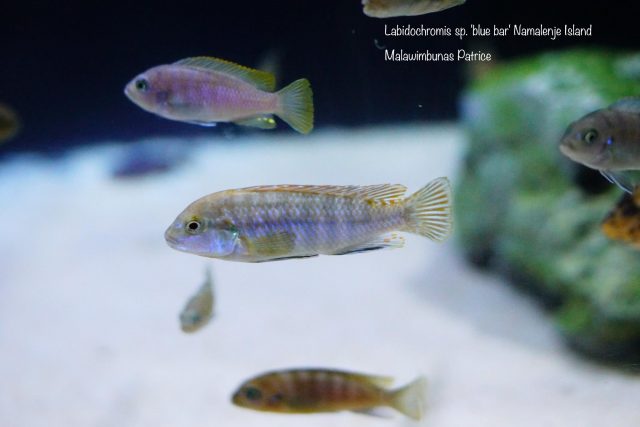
xmin=249 ymin=231 xmax=297 ymax=257
xmin=234 ymin=115 xmax=277 ymax=130
xmin=185 ymin=120 xmax=218 ymax=127
xmin=610 ymin=97 xmax=640 ymax=114
xmin=601 ymin=170 xmax=634 ymax=193
xmin=174 ymin=57 xmax=276 ymax=91
xmin=330 ymin=234 xmax=405 ymax=255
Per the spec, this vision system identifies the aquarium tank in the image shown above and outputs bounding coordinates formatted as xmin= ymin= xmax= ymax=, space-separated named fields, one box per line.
xmin=1 ymin=1 xmax=639 ymax=426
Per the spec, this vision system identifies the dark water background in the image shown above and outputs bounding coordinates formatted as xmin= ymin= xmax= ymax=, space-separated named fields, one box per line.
xmin=1 ymin=0 xmax=635 ymax=154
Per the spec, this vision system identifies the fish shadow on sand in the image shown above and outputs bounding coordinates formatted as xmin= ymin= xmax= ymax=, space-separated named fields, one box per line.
xmin=407 ymin=245 xmax=563 ymax=354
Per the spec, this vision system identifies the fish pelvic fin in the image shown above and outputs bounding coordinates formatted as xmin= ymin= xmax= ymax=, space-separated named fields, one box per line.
xmin=403 ymin=177 xmax=452 ymax=242
xmin=276 ymin=79 xmax=314 ymax=134
xmin=600 ymin=170 xmax=634 ymax=194
xmin=387 ymin=376 xmax=427 ymax=421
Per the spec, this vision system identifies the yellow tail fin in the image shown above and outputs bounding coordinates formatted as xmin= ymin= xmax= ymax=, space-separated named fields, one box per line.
xmin=403 ymin=177 xmax=452 ymax=242
xmin=276 ymin=78 xmax=314 ymax=134
xmin=388 ymin=376 xmax=427 ymax=421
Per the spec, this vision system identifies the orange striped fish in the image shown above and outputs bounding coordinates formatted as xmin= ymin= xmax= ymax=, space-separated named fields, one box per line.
xmin=231 ymin=368 xmax=427 ymax=420
xmin=601 ymin=188 xmax=640 ymax=248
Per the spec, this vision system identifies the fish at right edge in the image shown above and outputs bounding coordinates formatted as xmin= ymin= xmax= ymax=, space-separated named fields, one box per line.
xmin=560 ymin=97 xmax=640 ymax=193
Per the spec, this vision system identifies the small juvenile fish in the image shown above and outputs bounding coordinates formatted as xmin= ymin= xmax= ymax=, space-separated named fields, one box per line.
xmin=124 ymin=56 xmax=314 ymax=134
xmin=164 ymin=178 xmax=452 ymax=263
xmin=232 ymin=368 xmax=427 ymax=420
xmin=560 ymin=98 xmax=640 ymax=193
xmin=179 ymin=267 xmax=214 ymax=333
xmin=0 ymin=103 xmax=20 ymax=143
xmin=362 ymin=0 xmax=466 ymax=18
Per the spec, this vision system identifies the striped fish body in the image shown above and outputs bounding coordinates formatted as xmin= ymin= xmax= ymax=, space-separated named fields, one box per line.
xmin=234 ymin=369 xmax=387 ymax=413
xmin=164 ymin=180 xmax=452 ymax=263
xmin=232 ymin=368 xmax=426 ymax=420
xmin=215 ymin=186 xmax=406 ymax=261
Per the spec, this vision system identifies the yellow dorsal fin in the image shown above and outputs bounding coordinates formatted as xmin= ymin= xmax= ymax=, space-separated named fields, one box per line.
xmin=239 ymin=184 xmax=407 ymax=203
xmin=174 ymin=56 xmax=276 ymax=91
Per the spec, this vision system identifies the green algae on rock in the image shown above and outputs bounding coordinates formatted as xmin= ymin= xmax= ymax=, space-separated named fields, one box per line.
xmin=456 ymin=49 xmax=640 ymax=362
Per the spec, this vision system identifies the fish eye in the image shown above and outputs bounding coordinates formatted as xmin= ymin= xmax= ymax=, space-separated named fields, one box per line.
xmin=244 ymin=387 xmax=262 ymax=401
xmin=186 ymin=220 xmax=201 ymax=234
xmin=135 ymin=78 xmax=149 ymax=92
xmin=583 ymin=129 xmax=598 ymax=144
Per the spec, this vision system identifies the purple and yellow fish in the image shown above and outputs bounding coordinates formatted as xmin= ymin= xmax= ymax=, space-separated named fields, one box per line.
xmin=124 ymin=57 xmax=314 ymax=134
xmin=232 ymin=368 xmax=427 ymax=420
xmin=164 ymin=178 xmax=452 ymax=263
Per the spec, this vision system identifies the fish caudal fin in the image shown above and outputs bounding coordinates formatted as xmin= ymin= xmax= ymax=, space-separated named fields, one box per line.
xmin=388 ymin=376 xmax=427 ymax=421
xmin=276 ymin=79 xmax=314 ymax=134
xmin=403 ymin=177 xmax=452 ymax=242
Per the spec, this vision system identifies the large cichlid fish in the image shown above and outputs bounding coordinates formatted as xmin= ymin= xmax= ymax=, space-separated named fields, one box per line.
xmin=164 ymin=178 xmax=452 ymax=263
xmin=232 ymin=368 xmax=427 ymax=420
xmin=362 ymin=0 xmax=466 ymax=18
xmin=124 ymin=56 xmax=314 ymax=134
xmin=560 ymin=97 xmax=640 ymax=192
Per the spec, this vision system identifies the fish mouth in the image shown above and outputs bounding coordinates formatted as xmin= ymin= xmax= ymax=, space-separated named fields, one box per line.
xmin=164 ymin=228 xmax=181 ymax=248
xmin=559 ymin=139 xmax=577 ymax=158
xmin=123 ymin=84 xmax=133 ymax=100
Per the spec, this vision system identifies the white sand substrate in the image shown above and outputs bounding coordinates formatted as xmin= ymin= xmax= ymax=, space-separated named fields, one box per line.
xmin=0 ymin=125 xmax=638 ymax=427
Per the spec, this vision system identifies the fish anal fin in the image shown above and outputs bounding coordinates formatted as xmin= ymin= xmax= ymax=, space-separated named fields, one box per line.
xmin=175 ymin=56 xmax=276 ymax=91
xmin=610 ymin=97 xmax=640 ymax=114
xmin=253 ymin=254 xmax=318 ymax=263
xmin=330 ymin=234 xmax=405 ymax=255
xmin=234 ymin=115 xmax=277 ymax=130
xmin=248 ymin=231 xmax=297 ymax=257
xmin=350 ymin=408 xmax=392 ymax=418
